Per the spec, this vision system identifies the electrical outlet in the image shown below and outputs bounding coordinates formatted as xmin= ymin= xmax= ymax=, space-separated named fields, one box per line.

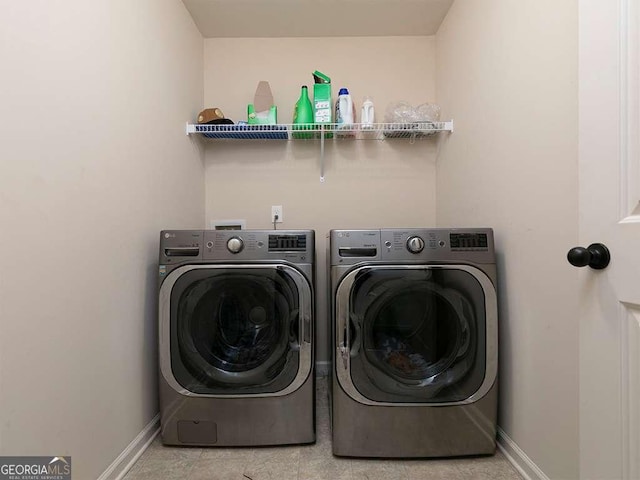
xmin=271 ymin=205 xmax=283 ymax=223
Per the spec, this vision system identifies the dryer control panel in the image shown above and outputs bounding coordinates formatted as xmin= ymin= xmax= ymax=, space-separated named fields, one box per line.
xmin=329 ymin=228 xmax=495 ymax=265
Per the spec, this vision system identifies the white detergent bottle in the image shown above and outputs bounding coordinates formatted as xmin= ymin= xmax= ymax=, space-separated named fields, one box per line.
xmin=336 ymin=88 xmax=355 ymax=128
xmin=361 ymin=96 xmax=375 ymax=129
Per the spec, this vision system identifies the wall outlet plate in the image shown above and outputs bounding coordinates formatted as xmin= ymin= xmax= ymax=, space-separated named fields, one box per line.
xmin=271 ymin=205 xmax=283 ymax=223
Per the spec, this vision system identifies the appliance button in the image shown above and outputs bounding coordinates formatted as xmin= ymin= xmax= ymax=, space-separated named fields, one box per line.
xmin=227 ymin=237 xmax=244 ymax=254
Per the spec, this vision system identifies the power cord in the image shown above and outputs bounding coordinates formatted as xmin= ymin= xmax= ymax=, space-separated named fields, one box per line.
xmin=272 ymin=213 xmax=279 ymax=230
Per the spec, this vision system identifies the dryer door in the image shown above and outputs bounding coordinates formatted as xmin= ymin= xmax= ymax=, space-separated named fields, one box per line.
xmin=335 ymin=265 xmax=497 ymax=405
xmin=160 ymin=264 xmax=313 ymax=397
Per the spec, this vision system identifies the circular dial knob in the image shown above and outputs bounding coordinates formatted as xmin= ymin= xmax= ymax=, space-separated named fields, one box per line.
xmin=406 ymin=236 xmax=425 ymax=254
xmin=226 ymin=237 xmax=244 ymax=254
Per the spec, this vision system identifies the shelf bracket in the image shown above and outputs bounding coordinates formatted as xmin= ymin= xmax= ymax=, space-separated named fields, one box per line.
xmin=320 ymin=126 xmax=325 ymax=183
xmin=185 ymin=122 xmax=199 ymax=136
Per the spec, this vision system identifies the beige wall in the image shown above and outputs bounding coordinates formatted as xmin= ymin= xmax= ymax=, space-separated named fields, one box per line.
xmin=204 ymin=36 xmax=440 ymax=364
xmin=0 ymin=1 xmax=204 ymax=478
xmin=436 ymin=1 xmax=579 ymax=478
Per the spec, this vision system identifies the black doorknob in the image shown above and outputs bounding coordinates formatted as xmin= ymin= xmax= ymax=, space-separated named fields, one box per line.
xmin=567 ymin=243 xmax=610 ymax=269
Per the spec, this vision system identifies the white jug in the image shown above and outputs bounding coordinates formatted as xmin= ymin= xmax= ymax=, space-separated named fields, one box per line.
xmin=361 ymin=96 xmax=375 ymax=127
xmin=336 ymin=88 xmax=354 ymax=126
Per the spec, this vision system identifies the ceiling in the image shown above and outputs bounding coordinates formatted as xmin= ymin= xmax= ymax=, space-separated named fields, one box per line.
xmin=182 ymin=0 xmax=455 ymax=38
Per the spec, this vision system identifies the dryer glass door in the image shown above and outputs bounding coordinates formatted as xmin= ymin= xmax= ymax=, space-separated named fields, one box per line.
xmin=340 ymin=266 xmax=493 ymax=404
xmin=168 ymin=265 xmax=309 ymax=395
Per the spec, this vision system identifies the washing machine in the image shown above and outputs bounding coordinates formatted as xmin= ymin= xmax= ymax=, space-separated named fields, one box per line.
xmin=158 ymin=229 xmax=315 ymax=446
xmin=328 ymin=228 xmax=498 ymax=457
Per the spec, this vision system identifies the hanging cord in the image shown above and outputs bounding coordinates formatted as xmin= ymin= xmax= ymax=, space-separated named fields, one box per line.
xmin=272 ymin=213 xmax=279 ymax=230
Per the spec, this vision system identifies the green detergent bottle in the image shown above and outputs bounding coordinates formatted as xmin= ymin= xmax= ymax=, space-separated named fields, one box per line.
xmin=292 ymin=85 xmax=314 ymax=139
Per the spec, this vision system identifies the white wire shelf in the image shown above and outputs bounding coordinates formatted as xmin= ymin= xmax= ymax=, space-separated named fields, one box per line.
xmin=185 ymin=121 xmax=453 ymax=140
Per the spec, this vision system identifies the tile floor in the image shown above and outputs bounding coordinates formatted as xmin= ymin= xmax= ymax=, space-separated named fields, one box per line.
xmin=124 ymin=378 xmax=523 ymax=480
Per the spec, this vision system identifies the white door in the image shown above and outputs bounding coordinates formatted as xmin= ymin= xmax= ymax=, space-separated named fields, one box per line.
xmin=579 ymin=0 xmax=640 ymax=478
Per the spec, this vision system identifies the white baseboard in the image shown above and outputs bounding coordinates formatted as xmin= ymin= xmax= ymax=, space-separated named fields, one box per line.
xmin=497 ymin=427 xmax=550 ymax=480
xmin=316 ymin=361 xmax=330 ymax=377
xmin=97 ymin=414 xmax=160 ymax=480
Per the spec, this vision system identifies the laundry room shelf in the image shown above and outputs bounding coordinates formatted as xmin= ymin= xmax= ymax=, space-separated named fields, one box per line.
xmin=186 ymin=121 xmax=453 ymax=183
xmin=185 ymin=121 xmax=454 ymax=140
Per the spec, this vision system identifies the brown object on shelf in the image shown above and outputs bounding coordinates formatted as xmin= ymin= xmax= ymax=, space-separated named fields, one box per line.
xmin=197 ymin=108 xmax=225 ymax=124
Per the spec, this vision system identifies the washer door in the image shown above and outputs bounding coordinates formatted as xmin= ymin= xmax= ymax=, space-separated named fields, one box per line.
xmin=335 ymin=265 xmax=497 ymax=406
xmin=160 ymin=264 xmax=313 ymax=397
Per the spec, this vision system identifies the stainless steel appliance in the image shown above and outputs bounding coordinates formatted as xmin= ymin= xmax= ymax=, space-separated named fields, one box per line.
xmin=159 ymin=230 xmax=315 ymax=446
xmin=329 ymin=228 xmax=498 ymax=457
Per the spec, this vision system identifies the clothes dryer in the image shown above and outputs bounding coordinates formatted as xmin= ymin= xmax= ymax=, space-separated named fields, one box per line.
xmin=159 ymin=230 xmax=315 ymax=446
xmin=329 ymin=228 xmax=498 ymax=457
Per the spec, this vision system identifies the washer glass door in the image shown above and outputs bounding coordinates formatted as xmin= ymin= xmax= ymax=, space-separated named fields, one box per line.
xmin=338 ymin=266 xmax=494 ymax=404
xmin=168 ymin=265 xmax=309 ymax=395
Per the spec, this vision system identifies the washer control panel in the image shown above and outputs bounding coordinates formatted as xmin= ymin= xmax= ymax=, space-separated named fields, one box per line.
xmin=159 ymin=230 xmax=314 ymax=264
